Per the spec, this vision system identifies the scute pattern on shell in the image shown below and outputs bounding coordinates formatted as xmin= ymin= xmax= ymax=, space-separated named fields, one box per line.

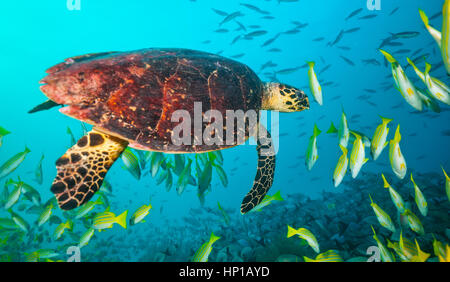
xmin=46 ymin=48 xmax=263 ymax=153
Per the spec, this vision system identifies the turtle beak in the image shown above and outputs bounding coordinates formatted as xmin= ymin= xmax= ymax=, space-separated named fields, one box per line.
xmin=39 ymin=72 xmax=85 ymax=106
xmin=296 ymin=90 xmax=309 ymax=111
xmin=39 ymin=78 xmax=67 ymax=105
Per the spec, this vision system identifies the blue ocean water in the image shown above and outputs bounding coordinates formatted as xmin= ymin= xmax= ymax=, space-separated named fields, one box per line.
xmin=0 ymin=0 xmax=449 ymax=262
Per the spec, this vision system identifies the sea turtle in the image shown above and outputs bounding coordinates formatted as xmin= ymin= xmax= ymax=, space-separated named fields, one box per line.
xmin=37 ymin=48 xmax=309 ymax=213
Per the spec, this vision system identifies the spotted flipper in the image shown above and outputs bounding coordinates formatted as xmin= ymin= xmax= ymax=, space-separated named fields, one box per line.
xmin=51 ymin=129 xmax=128 ymax=210
xmin=240 ymin=124 xmax=276 ymax=214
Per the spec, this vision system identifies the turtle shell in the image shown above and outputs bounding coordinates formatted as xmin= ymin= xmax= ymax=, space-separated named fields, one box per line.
xmin=40 ymin=48 xmax=263 ymax=152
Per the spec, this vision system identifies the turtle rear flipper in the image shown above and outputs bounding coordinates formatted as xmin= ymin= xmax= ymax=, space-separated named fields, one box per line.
xmin=240 ymin=124 xmax=276 ymax=214
xmin=51 ymin=130 xmax=128 ymax=210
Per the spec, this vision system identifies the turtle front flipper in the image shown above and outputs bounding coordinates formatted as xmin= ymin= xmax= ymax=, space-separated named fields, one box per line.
xmin=51 ymin=129 xmax=128 ymax=210
xmin=240 ymin=124 xmax=276 ymax=214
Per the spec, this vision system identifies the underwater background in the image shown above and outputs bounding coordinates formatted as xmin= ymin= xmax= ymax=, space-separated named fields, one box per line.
xmin=0 ymin=0 xmax=449 ymax=262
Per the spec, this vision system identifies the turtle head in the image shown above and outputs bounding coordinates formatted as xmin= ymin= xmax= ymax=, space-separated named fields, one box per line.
xmin=261 ymin=82 xmax=309 ymax=112
xmin=39 ymin=60 xmax=105 ymax=107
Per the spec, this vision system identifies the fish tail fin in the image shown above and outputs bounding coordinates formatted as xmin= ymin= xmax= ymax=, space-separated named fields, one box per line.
xmin=424 ymin=62 xmax=432 ymax=74
xmin=406 ymin=57 xmax=417 ymax=69
xmin=287 ymin=225 xmax=297 ymax=238
xmin=379 ymin=115 xmax=393 ymax=124
xmin=368 ymin=194 xmax=374 ymax=204
xmin=303 ymin=256 xmax=315 ymax=262
xmin=307 ymin=61 xmax=315 ymax=68
xmin=313 ymin=124 xmax=321 ymax=137
xmin=115 ymin=210 xmax=128 ymax=229
xmin=0 ymin=126 xmax=10 ymax=137
xmin=95 ymin=197 xmax=105 ymax=206
xmin=386 ymin=239 xmax=395 ymax=249
xmin=209 ymin=232 xmax=220 ymax=244
xmin=66 ymin=220 xmax=74 ymax=231
xmin=339 ymin=144 xmax=347 ymax=155
xmin=379 ymin=49 xmax=396 ymax=63
xmin=410 ymin=173 xmax=417 ymax=187
xmin=393 ymin=125 xmax=401 ymax=143
xmin=326 ymin=122 xmax=338 ymax=134
xmin=370 ymin=225 xmax=377 ymax=236
xmin=419 ymin=9 xmax=429 ymax=26
xmin=381 ymin=174 xmax=390 ymax=188
xmin=24 ymin=146 xmax=31 ymax=154
xmin=272 ymin=190 xmax=284 ymax=201
xmin=442 ymin=166 xmax=450 ymax=180
xmin=350 ymin=130 xmax=361 ymax=139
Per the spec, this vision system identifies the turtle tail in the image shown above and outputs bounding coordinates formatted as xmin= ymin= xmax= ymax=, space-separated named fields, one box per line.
xmin=50 ymin=129 xmax=128 ymax=210
xmin=240 ymin=124 xmax=276 ymax=214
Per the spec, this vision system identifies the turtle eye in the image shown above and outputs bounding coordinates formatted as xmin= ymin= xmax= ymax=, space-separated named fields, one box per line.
xmin=78 ymin=72 xmax=85 ymax=83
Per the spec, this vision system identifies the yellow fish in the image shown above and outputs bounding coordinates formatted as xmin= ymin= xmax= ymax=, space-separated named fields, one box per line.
xmin=411 ymin=174 xmax=428 ymax=216
xmin=442 ymin=166 xmax=450 ymax=202
xmin=388 ymin=125 xmax=407 ymax=179
xmin=371 ymin=226 xmax=395 ymax=262
xmin=93 ymin=207 xmax=128 ymax=231
xmin=333 ymin=145 xmax=348 ymax=187
xmin=369 ymin=194 xmax=396 ymax=233
xmin=370 ymin=116 xmax=392 ymax=161
xmin=419 ymin=5 xmax=450 ymax=75
xmin=380 ymin=49 xmax=423 ymax=111
xmin=307 ymin=62 xmax=323 ymax=105
xmin=382 ymin=174 xmax=406 ymax=213
xmin=303 ymin=250 xmax=343 ymax=262
xmin=287 ymin=225 xmax=320 ymax=253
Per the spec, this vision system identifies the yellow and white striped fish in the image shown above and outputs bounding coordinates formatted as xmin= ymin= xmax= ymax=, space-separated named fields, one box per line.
xmin=37 ymin=202 xmax=53 ymax=227
xmin=338 ymin=108 xmax=349 ymax=148
xmin=304 ymin=250 xmax=343 ymax=262
xmin=371 ymin=116 xmax=392 ymax=161
xmin=399 ymin=232 xmax=418 ymax=260
xmin=432 ymin=237 xmax=450 ymax=262
xmin=380 ymin=49 xmax=423 ymax=111
xmin=411 ymin=174 xmax=428 ymax=216
xmin=305 ymin=124 xmax=321 ymax=171
xmin=387 ymin=232 xmax=417 ymax=261
xmin=423 ymin=63 xmax=450 ymax=105
xmin=333 ymin=145 xmax=348 ymax=187
xmin=419 ymin=9 xmax=442 ymax=47
xmin=419 ymin=5 xmax=450 ymax=75
xmin=443 ymin=0 xmax=450 ymax=74
xmin=93 ymin=207 xmax=128 ymax=231
xmin=78 ymin=228 xmax=95 ymax=248
xmin=371 ymin=226 xmax=395 ymax=262
xmin=381 ymin=174 xmax=406 ymax=213
xmin=402 ymin=209 xmax=425 ymax=236
xmin=130 ymin=201 xmax=152 ymax=225
xmin=409 ymin=239 xmax=430 ymax=262
xmin=53 ymin=220 xmax=73 ymax=240
xmin=307 ymin=62 xmax=323 ymax=105
xmin=287 ymin=225 xmax=320 ymax=253
xmin=438 ymin=245 xmax=450 ymax=262
xmin=4 ymin=181 xmax=22 ymax=210
xmin=416 ymin=87 xmax=441 ymax=113
xmin=388 ymin=125 xmax=407 ymax=179
xmin=191 ymin=232 xmax=220 ymax=262
xmin=349 ymin=131 xmax=368 ymax=179
xmin=407 ymin=57 xmax=450 ymax=106
xmin=442 ymin=166 xmax=450 ymax=202
xmin=369 ymin=194 xmax=396 ymax=233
